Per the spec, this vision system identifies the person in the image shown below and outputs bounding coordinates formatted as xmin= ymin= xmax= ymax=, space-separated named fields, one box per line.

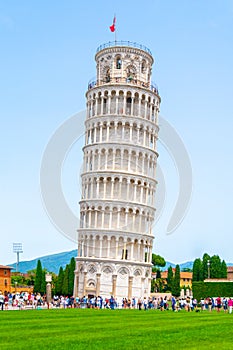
xmin=216 ymin=296 xmax=222 ymax=312
xmin=223 ymin=297 xmax=228 ymax=313
xmin=186 ymin=296 xmax=191 ymax=312
xmin=138 ymin=298 xmax=142 ymax=310
xmin=228 ymin=298 xmax=233 ymax=314
xmin=4 ymin=293 xmax=9 ymax=310
xmin=207 ymin=296 xmax=212 ymax=312
xmin=192 ymin=298 xmax=197 ymax=310
xmin=109 ymin=296 xmax=115 ymax=310
xmin=200 ymin=298 xmax=205 ymax=311
xmin=171 ymin=296 xmax=176 ymax=311
xmin=132 ymin=297 xmax=136 ymax=309
xmin=159 ymin=297 xmax=164 ymax=311
xmin=0 ymin=292 xmax=4 ymax=311
xmin=143 ymin=297 xmax=148 ymax=311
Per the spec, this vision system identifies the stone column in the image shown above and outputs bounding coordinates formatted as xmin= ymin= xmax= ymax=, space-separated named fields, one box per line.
xmin=128 ymin=276 xmax=133 ymax=300
xmin=141 ymin=277 xmax=145 ymax=297
xmin=111 ymin=178 xmax=114 ymax=198
xmin=131 ymin=98 xmax=134 ymax=116
xmin=130 ymin=241 xmax=134 ymax=260
xmin=99 ymin=123 xmax=103 ymax=142
xmin=112 ymin=275 xmax=117 ymax=297
xmin=116 ymin=95 xmax=119 ymax=114
xmin=96 ymin=273 xmax=101 ymax=296
xmin=115 ymin=238 xmax=119 ymax=259
xmin=144 ymin=100 xmax=148 ymax=119
xmin=46 ymin=282 xmax=52 ymax=304
xmin=100 ymin=97 xmax=104 ymax=115
xmin=106 ymin=122 xmax=110 ymax=141
xmin=129 ymin=123 xmax=133 ymax=141
xmin=123 ymin=94 xmax=126 ymax=114
xmin=107 ymin=237 xmax=111 ymax=257
xmin=94 ymin=125 xmax=97 ymax=143
xmin=99 ymin=237 xmax=103 ymax=258
xmin=83 ymin=271 xmax=87 ymax=296
xmin=112 ymin=150 xmax=116 ymax=170
xmin=107 ymin=95 xmax=111 ymax=114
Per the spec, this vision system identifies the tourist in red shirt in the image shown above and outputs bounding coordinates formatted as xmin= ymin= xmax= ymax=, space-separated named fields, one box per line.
xmin=216 ymin=296 xmax=222 ymax=312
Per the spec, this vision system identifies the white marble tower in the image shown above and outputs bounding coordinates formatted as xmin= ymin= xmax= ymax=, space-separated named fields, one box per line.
xmin=74 ymin=41 xmax=160 ymax=300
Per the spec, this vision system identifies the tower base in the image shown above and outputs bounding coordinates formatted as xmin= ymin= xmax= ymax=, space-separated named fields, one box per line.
xmin=74 ymin=258 xmax=152 ymax=302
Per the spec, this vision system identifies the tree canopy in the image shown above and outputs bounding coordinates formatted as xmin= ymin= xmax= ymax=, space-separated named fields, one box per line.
xmin=152 ymin=254 xmax=166 ymax=268
xmin=192 ymin=253 xmax=227 ymax=281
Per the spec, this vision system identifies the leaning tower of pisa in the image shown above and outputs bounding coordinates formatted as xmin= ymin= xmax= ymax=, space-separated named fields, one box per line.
xmin=74 ymin=41 xmax=161 ymax=300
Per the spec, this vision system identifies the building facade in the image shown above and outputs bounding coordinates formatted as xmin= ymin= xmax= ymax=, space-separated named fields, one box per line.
xmin=160 ymin=269 xmax=193 ymax=289
xmin=74 ymin=41 xmax=160 ymax=300
xmin=0 ymin=265 xmax=12 ymax=293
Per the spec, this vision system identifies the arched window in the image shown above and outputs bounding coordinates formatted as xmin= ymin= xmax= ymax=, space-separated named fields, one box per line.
xmin=116 ymin=56 xmax=122 ymax=69
xmin=106 ymin=68 xmax=110 ymax=82
xmin=141 ymin=60 xmax=146 ymax=73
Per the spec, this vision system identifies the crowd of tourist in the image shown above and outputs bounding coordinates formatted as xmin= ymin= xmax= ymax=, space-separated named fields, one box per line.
xmin=0 ymin=291 xmax=233 ymax=313
xmin=0 ymin=292 xmax=233 ymax=314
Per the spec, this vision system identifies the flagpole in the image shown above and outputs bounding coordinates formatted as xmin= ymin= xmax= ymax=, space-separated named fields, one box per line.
xmin=114 ymin=13 xmax=117 ymax=43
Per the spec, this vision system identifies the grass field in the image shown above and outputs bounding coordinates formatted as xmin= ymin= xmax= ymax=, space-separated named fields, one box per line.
xmin=0 ymin=309 xmax=232 ymax=350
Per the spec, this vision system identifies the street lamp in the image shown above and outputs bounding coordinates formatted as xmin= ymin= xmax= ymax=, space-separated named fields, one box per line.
xmin=45 ymin=273 xmax=52 ymax=307
xmin=207 ymin=260 xmax=210 ymax=279
xmin=13 ymin=243 xmax=23 ymax=272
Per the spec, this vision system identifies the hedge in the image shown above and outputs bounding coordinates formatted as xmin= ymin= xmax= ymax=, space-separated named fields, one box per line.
xmin=192 ymin=281 xmax=233 ymax=300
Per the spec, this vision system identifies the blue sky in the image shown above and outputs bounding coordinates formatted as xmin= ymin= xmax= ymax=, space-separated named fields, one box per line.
xmin=1 ymin=0 xmax=233 ymax=265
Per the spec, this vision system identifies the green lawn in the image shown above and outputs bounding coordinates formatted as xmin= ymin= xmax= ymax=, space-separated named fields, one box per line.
xmin=0 ymin=309 xmax=232 ymax=350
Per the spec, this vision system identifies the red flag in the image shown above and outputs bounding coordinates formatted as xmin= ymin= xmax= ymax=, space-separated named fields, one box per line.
xmin=109 ymin=16 xmax=116 ymax=32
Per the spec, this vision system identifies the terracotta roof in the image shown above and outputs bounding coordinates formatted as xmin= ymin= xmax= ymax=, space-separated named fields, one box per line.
xmin=161 ymin=271 xmax=192 ymax=279
xmin=0 ymin=265 xmax=13 ymax=269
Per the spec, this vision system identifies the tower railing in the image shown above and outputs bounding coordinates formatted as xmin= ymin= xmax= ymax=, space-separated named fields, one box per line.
xmin=88 ymin=77 xmax=159 ymax=95
xmin=96 ymin=41 xmax=152 ymax=55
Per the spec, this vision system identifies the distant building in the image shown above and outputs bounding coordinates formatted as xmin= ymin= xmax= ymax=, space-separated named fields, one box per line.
xmin=0 ymin=265 xmax=12 ymax=293
xmin=227 ymin=266 xmax=233 ymax=280
xmin=160 ymin=268 xmax=193 ymax=289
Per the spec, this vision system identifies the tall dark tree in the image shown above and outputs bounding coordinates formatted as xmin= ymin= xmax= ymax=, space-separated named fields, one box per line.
xmin=202 ymin=253 xmax=211 ymax=280
xmin=221 ymin=260 xmax=227 ymax=278
xmin=156 ymin=269 xmax=161 ymax=279
xmin=62 ymin=265 xmax=69 ymax=296
xmin=192 ymin=258 xmax=203 ymax=281
xmin=55 ymin=267 xmax=64 ymax=295
xmin=167 ymin=266 xmax=174 ymax=292
xmin=34 ymin=260 xmax=43 ymax=293
xmin=210 ymin=255 xmax=222 ymax=278
xmin=172 ymin=264 xmax=181 ymax=297
xmin=68 ymin=257 xmax=76 ymax=296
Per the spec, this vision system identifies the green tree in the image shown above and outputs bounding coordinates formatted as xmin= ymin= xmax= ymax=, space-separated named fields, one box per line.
xmin=152 ymin=254 xmax=166 ymax=269
xmin=202 ymin=253 xmax=211 ymax=280
xmin=172 ymin=264 xmax=181 ymax=297
xmin=62 ymin=265 xmax=69 ymax=296
xmin=55 ymin=267 xmax=64 ymax=295
xmin=221 ymin=260 xmax=227 ymax=278
xmin=192 ymin=258 xmax=203 ymax=281
xmin=167 ymin=266 xmax=174 ymax=292
xmin=151 ymin=277 xmax=164 ymax=293
xmin=68 ymin=257 xmax=76 ymax=296
xmin=34 ymin=260 xmax=43 ymax=293
xmin=210 ymin=255 xmax=222 ymax=278
xmin=156 ymin=269 xmax=161 ymax=279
